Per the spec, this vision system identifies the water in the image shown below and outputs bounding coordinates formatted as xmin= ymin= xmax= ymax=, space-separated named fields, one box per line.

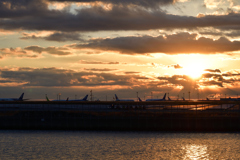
xmin=0 ymin=130 xmax=239 ymax=159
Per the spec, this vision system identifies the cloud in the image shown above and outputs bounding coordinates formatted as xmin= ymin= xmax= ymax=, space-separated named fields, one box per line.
xmin=170 ymin=64 xmax=183 ymax=69
xmin=125 ymin=72 xmax=141 ymax=74
xmin=204 ymin=69 xmax=221 ymax=73
xmin=0 ymin=47 xmax=39 ymax=59
xmin=48 ymin=0 xmax=177 ymax=8
xmin=1 ymin=67 xmax=240 ymax=99
xmin=1 ymin=1 xmax=240 ymax=32
xmin=73 ymin=33 xmax=240 ymax=54
xmin=24 ymin=46 xmax=72 ymax=55
xmin=0 ymin=67 xmax=149 ymax=87
xmin=83 ymin=68 xmax=118 ymax=72
xmin=79 ymin=60 xmax=119 ymax=64
xmin=21 ymin=32 xmax=83 ymax=42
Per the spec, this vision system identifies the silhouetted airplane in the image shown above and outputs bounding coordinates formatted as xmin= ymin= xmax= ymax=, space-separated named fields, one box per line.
xmin=68 ymin=95 xmax=88 ymax=101
xmin=45 ymin=95 xmax=69 ymax=101
xmin=146 ymin=93 xmax=166 ymax=101
xmin=115 ymin=94 xmax=134 ymax=101
xmin=0 ymin=93 xmax=25 ymax=101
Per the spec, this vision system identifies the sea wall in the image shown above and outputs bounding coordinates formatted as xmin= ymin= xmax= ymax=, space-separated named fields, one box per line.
xmin=0 ymin=109 xmax=239 ymax=132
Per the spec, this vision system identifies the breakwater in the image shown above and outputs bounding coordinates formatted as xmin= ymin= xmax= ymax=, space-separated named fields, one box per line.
xmin=0 ymin=101 xmax=239 ymax=132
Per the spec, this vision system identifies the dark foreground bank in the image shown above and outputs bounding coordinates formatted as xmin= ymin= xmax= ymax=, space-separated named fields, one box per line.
xmin=0 ymin=110 xmax=239 ymax=132
xmin=0 ymin=101 xmax=239 ymax=132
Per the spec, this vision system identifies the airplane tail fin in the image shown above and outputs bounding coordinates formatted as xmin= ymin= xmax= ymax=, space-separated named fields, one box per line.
xmin=168 ymin=97 xmax=171 ymax=101
xmin=182 ymin=97 xmax=185 ymax=101
xmin=66 ymin=97 xmax=69 ymax=101
xmin=206 ymin=97 xmax=209 ymax=101
xmin=138 ymin=97 xmax=142 ymax=101
xmin=46 ymin=94 xmax=50 ymax=101
xmin=18 ymin=93 xmax=24 ymax=100
xmin=82 ymin=95 xmax=88 ymax=101
xmin=163 ymin=93 xmax=166 ymax=100
xmin=115 ymin=94 xmax=119 ymax=101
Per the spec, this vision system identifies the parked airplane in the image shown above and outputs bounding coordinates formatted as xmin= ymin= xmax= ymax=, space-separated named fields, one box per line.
xmin=182 ymin=97 xmax=185 ymax=101
xmin=146 ymin=93 xmax=166 ymax=101
xmin=199 ymin=97 xmax=210 ymax=101
xmin=68 ymin=95 xmax=88 ymax=101
xmin=220 ymin=97 xmax=240 ymax=101
xmin=115 ymin=94 xmax=134 ymax=101
xmin=168 ymin=97 xmax=171 ymax=101
xmin=0 ymin=93 xmax=25 ymax=101
xmin=45 ymin=95 xmax=69 ymax=101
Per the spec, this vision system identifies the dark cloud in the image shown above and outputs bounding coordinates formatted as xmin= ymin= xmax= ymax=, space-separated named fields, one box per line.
xmin=24 ymin=46 xmax=72 ymax=55
xmin=83 ymin=68 xmax=117 ymax=72
xmin=1 ymin=67 xmax=240 ymax=99
xmin=204 ymin=69 xmax=221 ymax=73
xmin=21 ymin=32 xmax=83 ymax=42
xmin=201 ymin=73 xmax=223 ymax=81
xmin=222 ymin=72 xmax=240 ymax=77
xmin=173 ymin=64 xmax=182 ymax=69
xmin=73 ymin=33 xmax=240 ymax=54
xmin=0 ymin=0 xmax=51 ymax=18
xmin=45 ymin=32 xmax=82 ymax=42
xmin=48 ymin=0 xmax=176 ymax=8
xmin=0 ymin=47 xmax=39 ymax=58
xmin=1 ymin=1 xmax=240 ymax=32
xmin=79 ymin=60 xmax=119 ymax=64
xmin=0 ymin=67 xmax=148 ymax=87
xmin=125 ymin=72 xmax=141 ymax=74
xmin=200 ymin=80 xmax=223 ymax=87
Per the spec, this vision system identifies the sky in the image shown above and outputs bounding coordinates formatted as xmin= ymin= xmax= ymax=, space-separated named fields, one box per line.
xmin=1 ymin=0 xmax=240 ymax=101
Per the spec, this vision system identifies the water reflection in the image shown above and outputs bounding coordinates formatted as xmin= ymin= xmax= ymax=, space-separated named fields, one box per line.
xmin=182 ymin=144 xmax=209 ymax=160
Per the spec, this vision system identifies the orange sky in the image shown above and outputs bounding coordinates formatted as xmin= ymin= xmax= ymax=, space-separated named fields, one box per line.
xmin=0 ymin=0 xmax=240 ymax=100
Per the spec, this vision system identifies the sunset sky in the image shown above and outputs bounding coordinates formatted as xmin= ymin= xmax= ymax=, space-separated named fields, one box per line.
xmin=1 ymin=0 xmax=240 ymax=100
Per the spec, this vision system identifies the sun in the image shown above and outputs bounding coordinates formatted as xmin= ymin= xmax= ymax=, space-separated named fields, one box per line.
xmin=180 ymin=57 xmax=207 ymax=79
xmin=183 ymin=64 xmax=204 ymax=78
xmin=182 ymin=62 xmax=205 ymax=78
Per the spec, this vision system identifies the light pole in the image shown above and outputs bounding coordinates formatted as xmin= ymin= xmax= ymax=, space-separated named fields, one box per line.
xmin=90 ymin=90 xmax=93 ymax=101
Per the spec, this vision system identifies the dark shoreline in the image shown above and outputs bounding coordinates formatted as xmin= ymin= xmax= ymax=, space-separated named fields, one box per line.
xmin=0 ymin=110 xmax=239 ymax=132
xmin=0 ymin=101 xmax=239 ymax=132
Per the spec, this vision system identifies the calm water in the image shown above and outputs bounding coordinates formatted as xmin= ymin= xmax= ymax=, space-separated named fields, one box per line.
xmin=0 ymin=130 xmax=239 ymax=159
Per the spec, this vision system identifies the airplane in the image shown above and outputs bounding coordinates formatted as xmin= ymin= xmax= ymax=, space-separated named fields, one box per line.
xmin=199 ymin=97 xmax=210 ymax=101
xmin=0 ymin=93 xmax=25 ymax=101
xmin=146 ymin=93 xmax=166 ymax=101
xmin=220 ymin=97 xmax=240 ymax=101
xmin=68 ymin=95 xmax=88 ymax=101
xmin=182 ymin=97 xmax=185 ymax=101
xmin=115 ymin=94 xmax=134 ymax=101
xmin=45 ymin=94 xmax=69 ymax=101
xmin=168 ymin=97 xmax=171 ymax=101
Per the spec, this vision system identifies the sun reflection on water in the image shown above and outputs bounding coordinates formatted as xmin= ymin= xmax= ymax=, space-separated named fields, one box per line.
xmin=182 ymin=144 xmax=209 ymax=160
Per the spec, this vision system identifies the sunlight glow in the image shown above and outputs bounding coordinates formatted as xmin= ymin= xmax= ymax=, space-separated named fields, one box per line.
xmin=178 ymin=55 xmax=209 ymax=79
xmin=182 ymin=144 xmax=209 ymax=159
